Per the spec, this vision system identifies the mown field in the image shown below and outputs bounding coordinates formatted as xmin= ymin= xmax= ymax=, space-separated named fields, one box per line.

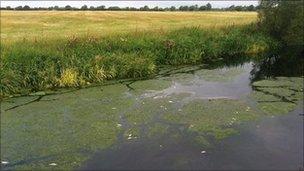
xmin=0 ymin=11 xmax=279 ymax=97
xmin=1 ymin=11 xmax=257 ymax=41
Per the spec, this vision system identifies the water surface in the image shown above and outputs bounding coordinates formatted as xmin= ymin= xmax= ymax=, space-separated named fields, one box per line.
xmin=1 ymin=56 xmax=303 ymax=170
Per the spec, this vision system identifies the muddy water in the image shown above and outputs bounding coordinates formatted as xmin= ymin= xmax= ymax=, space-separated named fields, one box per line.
xmin=1 ymin=59 xmax=303 ymax=170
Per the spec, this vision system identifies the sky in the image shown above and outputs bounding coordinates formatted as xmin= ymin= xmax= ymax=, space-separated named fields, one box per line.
xmin=1 ymin=1 xmax=259 ymax=8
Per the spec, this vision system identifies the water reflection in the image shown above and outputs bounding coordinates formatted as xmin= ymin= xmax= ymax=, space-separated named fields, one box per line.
xmin=250 ymin=48 xmax=304 ymax=82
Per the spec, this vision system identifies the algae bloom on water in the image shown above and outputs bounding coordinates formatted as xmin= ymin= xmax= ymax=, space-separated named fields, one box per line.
xmin=1 ymin=58 xmax=303 ymax=170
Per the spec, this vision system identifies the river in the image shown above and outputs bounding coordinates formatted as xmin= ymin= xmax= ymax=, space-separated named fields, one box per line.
xmin=1 ymin=55 xmax=303 ymax=170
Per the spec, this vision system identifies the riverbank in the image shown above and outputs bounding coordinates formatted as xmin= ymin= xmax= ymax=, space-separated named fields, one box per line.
xmin=1 ymin=25 xmax=279 ymax=97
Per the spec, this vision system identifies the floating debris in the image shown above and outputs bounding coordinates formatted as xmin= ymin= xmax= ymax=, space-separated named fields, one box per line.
xmin=235 ymin=111 xmax=239 ymax=114
xmin=256 ymin=125 xmax=260 ymax=128
xmin=232 ymin=117 xmax=236 ymax=121
xmin=160 ymin=145 xmax=163 ymax=148
xmin=49 ymin=163 xmax=57 ymax=166
xmin=1 ymin=161 xmax=9 ymax=165
xmin=178 ymin=109 xmax=182 ymax=112
xmin=142 ymin=102 xmax=145 ymax=104
xmin=246 ymin=106 xmax=251 ymax=112
xmin=201 ymin=151 xmax=206 ymax=154
xmin=168 ymin=100 xmax=173 ymax=103
xmin=112 ymin=107 xmax=117 ymax=110
xmin=116 ymin=123 xmax=122 ymax=127
xmin=189 ymin=124 xmax=194 ymax=128
xmin=127 ymin=137 xmax=132 ymax=140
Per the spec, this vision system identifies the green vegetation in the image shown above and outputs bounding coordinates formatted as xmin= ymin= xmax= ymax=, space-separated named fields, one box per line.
xmin=258 ymin=0 xmax=304 ymax=46
xmin=1 ymin=84 xmax=132 ymax=170
xmin=251 ymin=77 xmax=303 ymax=115
xmin=1 ymin=24 xmax=278 ymax=97
xmin=1 ymin=4 xmax=303 ymax=170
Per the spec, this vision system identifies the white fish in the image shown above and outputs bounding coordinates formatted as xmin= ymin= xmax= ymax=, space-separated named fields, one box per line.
xmin=49 ymin=163 xmax=57 ymax=166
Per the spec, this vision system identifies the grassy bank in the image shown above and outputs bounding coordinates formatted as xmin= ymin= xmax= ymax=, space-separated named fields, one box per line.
xmin=0 ymin=25 xmax=279 ymax=97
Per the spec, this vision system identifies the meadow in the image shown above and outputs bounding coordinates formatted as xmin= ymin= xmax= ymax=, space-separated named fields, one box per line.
xmin=1 ymin=11 xmax=257 ymax=41
xmin=0 ymin=11 xmax=279 ymax=97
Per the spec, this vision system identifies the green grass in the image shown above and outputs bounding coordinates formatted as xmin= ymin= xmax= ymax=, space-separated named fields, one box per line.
xmin=0 ymin=11 xmax=279 ymax=97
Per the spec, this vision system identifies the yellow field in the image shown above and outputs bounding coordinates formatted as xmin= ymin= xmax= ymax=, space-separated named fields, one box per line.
xmin=1 ymin=11 xmax=257 ymax=41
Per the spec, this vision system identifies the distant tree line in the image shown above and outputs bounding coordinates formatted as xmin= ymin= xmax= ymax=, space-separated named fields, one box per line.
xmin=1 ymin=4 xmax=259 ymax=11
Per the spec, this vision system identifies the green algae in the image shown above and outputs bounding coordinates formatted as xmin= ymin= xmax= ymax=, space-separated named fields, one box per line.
xmin=250 ymin=77 xmax=303 ymax=115
xmin=163 ymin=99 xmax=258 ymax=142
xmin=1 ymin=65 xmax=303 ymax=170
xmin=1 ymin=84 xmax=133 ymax=170
xmin=124 ymin=127 xmax=141 ymax=140
xmin=147 ymin=123 xmax=169 ymax=139
xmin=1 ymin=96 xmax=40 ymax=112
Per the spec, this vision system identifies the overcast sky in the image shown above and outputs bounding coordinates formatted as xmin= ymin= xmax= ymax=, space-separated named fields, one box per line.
xmin=1 ymin=1 xmax=259 ymax=8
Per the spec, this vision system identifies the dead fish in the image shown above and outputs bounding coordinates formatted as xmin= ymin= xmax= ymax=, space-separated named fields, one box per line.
xmin=49 ymin=163 xmax=57 ymax=166
xmin=1 ymin=161 xmax=9 ymax=165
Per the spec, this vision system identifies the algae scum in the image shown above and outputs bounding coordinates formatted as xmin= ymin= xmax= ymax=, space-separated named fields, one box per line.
xmin=1 ymin=61 xmax=303 ymax=170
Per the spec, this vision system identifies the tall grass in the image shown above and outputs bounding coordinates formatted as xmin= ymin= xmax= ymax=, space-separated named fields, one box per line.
xmin=0 ymin=25 xmax=279 ymax=97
